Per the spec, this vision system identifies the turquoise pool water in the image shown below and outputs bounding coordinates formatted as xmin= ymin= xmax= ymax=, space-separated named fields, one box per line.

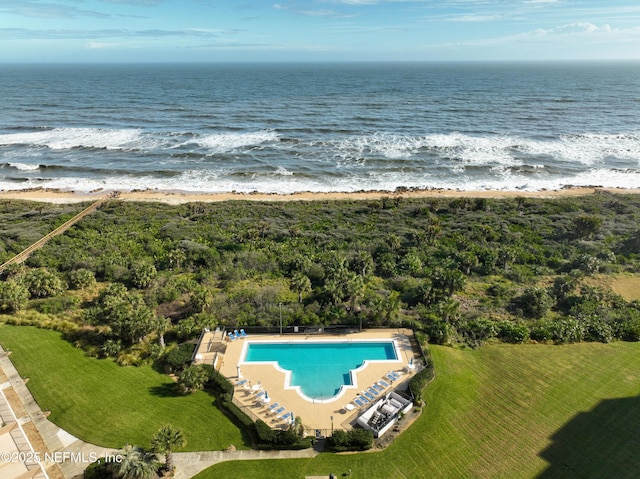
xmin=243 ymin=341 xmax=397 ymax=399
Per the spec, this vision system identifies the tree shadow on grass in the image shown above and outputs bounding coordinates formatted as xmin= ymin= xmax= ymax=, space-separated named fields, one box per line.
xmin=538 ymin=395 xmax=640 ymax=479
xmin=148 ymin=382 xmax=182 ymax=398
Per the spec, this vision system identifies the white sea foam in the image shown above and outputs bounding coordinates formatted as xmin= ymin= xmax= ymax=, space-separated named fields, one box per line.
xmin=336 ymin=133 xmax=420 ymax=161
xmin=274 ymin=166 xmax=294 ymax=176
xmin=8 ymin=162 xmax=40 ymax=171
xmin=2 ymin=166 xmax=638 ymax=195
xmin=0 ymin=128 xmax=145 ymax=150
xmin=331 ymin=131 xmax=640 ymax=168
xmin=189 ymin=130 xmax=279 ymax=153
xmin=2 ymin=130 xmax=639 ymax=194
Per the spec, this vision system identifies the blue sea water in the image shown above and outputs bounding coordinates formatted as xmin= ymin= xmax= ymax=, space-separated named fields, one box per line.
xmin=0 ymin=62 xmax=639 ymax=193
xmin=244 ymin=341 xmax=397 ymax=399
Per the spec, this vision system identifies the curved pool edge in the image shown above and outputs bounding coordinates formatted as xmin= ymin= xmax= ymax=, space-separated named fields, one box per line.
xmin=238 ymin=338 xmax=402 ymax=404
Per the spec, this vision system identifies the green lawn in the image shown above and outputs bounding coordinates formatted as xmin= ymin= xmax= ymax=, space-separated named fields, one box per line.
xmin=0 ymin=325 xmax=249 ymax=451
xmin=195 ymin=341 xmax=640 ymax=479
xmin=2 ymin=324 xmax=639 ymax=478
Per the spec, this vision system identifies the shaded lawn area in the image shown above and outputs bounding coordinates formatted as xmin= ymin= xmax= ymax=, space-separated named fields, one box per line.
xmin=194 ymin=341 xmax=640 ymax=479
xmin=0 ymin=325 xmax=249 ymax=451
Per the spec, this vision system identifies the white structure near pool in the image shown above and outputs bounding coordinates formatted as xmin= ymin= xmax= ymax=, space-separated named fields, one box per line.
xmin=195 ymin=328 xmax=420 ymax=434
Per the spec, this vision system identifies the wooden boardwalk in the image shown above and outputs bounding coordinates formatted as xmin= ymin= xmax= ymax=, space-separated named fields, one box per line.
xmin=0 ymin=197 xmax=107 ymax=274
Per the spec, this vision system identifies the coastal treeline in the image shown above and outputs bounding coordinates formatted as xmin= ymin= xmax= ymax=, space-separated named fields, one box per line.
xmin=1 ymin=192 xmax=640 ymax=364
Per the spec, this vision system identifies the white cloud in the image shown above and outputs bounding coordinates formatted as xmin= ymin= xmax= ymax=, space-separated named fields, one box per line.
xmin=0 ymin=0 xmax=111 ymax=19
xmin=443 ymin=21 xmax=640 ymax=50
xmin=273 ymin=3 xmax=358 ymax=17
xmin=536 ymin=22 xmax=617 ymax=35
xmin=448 ymin=14 xmax=501 ymax=22
xmin=0 ymin=27 xmax=226 ymax=40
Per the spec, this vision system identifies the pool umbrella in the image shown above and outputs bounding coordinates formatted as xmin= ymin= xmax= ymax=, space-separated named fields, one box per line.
xmin=262 ymin=391 xmax=271 ymax=404
xmin=237 ymin=365 xmax=242 ymax=378
xmin=407 ymin=357 xmax=415 ymax=371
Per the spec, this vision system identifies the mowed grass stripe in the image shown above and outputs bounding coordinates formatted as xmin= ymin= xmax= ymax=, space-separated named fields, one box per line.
xmin=195 ymin=341 xmax=640 ymax=479
xmin=0 ymin=325 xmax=248 ymax=451
xmin=1 ymin=324 xmax=638 ymax=478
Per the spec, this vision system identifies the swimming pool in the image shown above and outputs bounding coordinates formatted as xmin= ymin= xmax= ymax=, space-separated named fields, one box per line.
xmin=241 ymin=340 xmax=400 ymax=402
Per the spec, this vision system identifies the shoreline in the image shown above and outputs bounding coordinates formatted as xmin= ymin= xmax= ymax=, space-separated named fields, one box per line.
xmin=1 ymin=186 xmax=640 ymax=204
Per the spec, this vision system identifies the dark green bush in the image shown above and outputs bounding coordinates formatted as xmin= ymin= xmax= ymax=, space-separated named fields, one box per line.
xmin=68 ymin=268 xmax=96 ymax=290
xmin=219 ymin=398 xmax=255 ymax=430
xmin=254 ymin=420 xmax=311 ymax=449
xmin=162 ymin=343 xmax=195 ymax=373
xmin=83 ymin=458 xmax=112 ymax=479
xmin=498 ymin=321 xmax=530 ymax=343
xmin=327 ymin=428 xmax=373 ymax=451
xmin=202 ymin=364 xmax=234 ymax=396
xmin=409 ymin=365 xmax=435 ymax=404
xmin=255 ymin=419 xmax=276 ymax=443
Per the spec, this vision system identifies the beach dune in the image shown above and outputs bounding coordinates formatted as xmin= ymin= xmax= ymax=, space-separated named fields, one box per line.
xmin=1 ymin=187 xmax=639 ymax=205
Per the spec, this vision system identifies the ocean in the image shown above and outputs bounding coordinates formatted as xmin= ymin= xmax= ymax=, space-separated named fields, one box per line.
xmin=1 ymin=62 xmax=639 ymax=194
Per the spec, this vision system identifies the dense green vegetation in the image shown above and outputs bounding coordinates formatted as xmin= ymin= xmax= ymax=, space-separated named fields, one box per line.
xmin=2 ymin=195 xmax=639 ymax=477
xmin=1 ymin=193 xmax=640 ymax=363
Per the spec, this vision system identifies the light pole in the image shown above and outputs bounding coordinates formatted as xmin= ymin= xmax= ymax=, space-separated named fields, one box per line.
xmin=330 ymin=415 xmax=334 ymax=435
xmin=279 ymin=302 xmax=283 ymax=335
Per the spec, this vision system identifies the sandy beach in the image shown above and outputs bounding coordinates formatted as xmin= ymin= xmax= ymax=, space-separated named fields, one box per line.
xmin=1 ymin=187 xmax=639 ymax=205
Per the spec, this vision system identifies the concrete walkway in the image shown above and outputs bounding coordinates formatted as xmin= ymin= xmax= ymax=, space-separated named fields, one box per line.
xmin=172 ymin=448 xmax=318 ymax=479
xmin=0 ymin=344 xmax=318 ymax=479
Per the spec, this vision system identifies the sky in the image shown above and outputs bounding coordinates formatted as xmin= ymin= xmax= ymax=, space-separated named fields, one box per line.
xmin=1 ymin=0 xmax=639 ymax=62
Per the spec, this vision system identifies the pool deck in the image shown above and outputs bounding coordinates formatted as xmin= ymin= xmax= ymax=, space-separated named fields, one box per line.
xmin=217 ymin=329 xmax=418 ymax=434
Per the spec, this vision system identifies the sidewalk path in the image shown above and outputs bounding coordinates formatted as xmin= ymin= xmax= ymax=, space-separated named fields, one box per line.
xmin=172 ymin=448 xmax=318 ymax=479
xmin=0 ymin=344 xmax=318 ymax=479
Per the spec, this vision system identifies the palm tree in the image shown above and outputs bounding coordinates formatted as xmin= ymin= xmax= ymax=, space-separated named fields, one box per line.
xmin=110 ymin=445 xmax=159 ymax=479
xmin=291 ymin=272 xmax=311 ymax=303
xmin=151 ymin=424 xmax=187 ymax=474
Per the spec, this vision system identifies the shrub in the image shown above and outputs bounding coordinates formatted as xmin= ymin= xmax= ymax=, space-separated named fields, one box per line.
xmin=422 ymin=318 xmax=451 ymax=345
xmin=219 ymin=397 xmax=255 ymax=431
xmin=255 ymin=419 xmax=276 ymax=443
xmin=327 ymin=428 xmax=373 ymax=451
xmin=130 ymin=261 xmax=157 ymax=289
xmin=202 ymin=365 xmax=234 ymax=396
xmin=573 ymin=214 xmax=603 ymax=239
xmin=0 ymin=280 xmax=29 ymax=313
xmin=116 ymin=352 xmax=142 ymax=367
xmin=174 ymin=313 xmax=216 ymax=341
xmin=463 ymin=317 xmax=498 ymax=345
xmin=177 ymin=364 xmax=209 ymax=394
xmin=498 ymin=321 xmax=530 ymax=343
xmin=83 ymin=458 xmax=112 ymax=479
xmin=100 ymin=339 xmax=123 ymax=358
xmin=409 ymin=365 xmax=434 ymax=404
xmin=514 ymin=286 xmax=553 ymax=319
xmin=162 ymin=343 xmax=195 ymax=373
xmin=22 ymin=268 xmax=66 ymax=298
xmin=68 ymin=268 xmax=96 ymax=290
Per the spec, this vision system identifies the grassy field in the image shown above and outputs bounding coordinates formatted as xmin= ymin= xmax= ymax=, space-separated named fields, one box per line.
xmin=0 ymin=325 xmax=249 ymax=451
xmin=581 ymin=273 xmax=640 ymax=302
xmin=196 ymin=341 xmax=640 ymax=479
xmin=1 ymin=324 xmax=639 ymax=478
